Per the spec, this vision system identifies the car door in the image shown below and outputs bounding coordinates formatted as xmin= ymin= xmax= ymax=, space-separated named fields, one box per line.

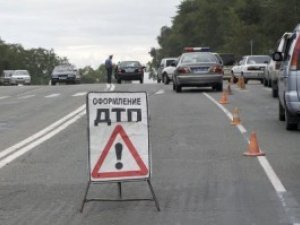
xmin=278 ymin=35 xmax=295 ymax=105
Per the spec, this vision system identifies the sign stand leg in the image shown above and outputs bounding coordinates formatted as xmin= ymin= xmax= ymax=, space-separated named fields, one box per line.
xmin=80 ymin=181 xmax=91 ymax=213
xmin=147 ymin=179 xmax=160 ymax=212
xmin=118 ymin=182 xmax=122 ymax=199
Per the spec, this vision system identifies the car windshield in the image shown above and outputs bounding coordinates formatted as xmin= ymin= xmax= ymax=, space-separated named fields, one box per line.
xmin=119 ymin=61 xmax=141 ymax=67
xmin=247 ymin=56 xmax=270 ymax=64
xmin=181 ymin=52 xmax=217 ymax=64
xmin=14 ymin=70 xmax=29 ymax=75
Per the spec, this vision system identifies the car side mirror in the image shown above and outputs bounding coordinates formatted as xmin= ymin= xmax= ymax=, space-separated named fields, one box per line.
xmin=272 ymin=52 xmax=283 ymax=61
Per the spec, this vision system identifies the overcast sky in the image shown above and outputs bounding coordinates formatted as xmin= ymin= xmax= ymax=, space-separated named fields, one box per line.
xmin=0 ymin=0 xmax=181 ymax=68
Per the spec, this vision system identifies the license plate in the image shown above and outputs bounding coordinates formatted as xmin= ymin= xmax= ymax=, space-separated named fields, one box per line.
xmin=193 ymin=68 xmax=207 ymax=73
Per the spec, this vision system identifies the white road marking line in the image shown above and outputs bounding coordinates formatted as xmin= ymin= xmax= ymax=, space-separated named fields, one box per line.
xmin=257 ymin=156 xmax=287 ymax=193
xmin=18 ymin=95 xmax=35 ymax=99
xmin=45 ymin=93 xmax=61 ymax=98
xmin=0 ymin=96 xmax=10 ymax=100
xmin=0 ymin=104 xmax=86 ymax=161
xmin=154 ymin=89 xmax=165 ymax=95
xmin=110 ymin=84 xmax=115 ymax=91
xmin=203 ymin=93 xmax=233 ymax=120
xmin=204 ymin=92 xmax=287 ymax=193
xmin=72 ymin=92 xmax=87 ymax=97
xmin=237 ymin=124 xmax=247 ymax=134
xmin=0 ymin=110 xmax=86 ymax=169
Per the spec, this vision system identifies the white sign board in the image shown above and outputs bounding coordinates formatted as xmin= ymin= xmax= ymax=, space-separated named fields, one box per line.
xmin=87 ymin=92 xmax=150 ymax=182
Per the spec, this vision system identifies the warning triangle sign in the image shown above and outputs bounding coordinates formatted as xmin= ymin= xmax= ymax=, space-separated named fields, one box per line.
xmin=91 ymin=125 xmax=148 ymax=179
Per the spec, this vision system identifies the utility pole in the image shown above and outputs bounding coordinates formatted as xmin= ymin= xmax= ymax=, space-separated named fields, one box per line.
xmin=250 ymin=40 xmax=253 ymax=55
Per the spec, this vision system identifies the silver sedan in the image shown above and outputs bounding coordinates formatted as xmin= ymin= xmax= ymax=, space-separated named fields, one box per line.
xmin=173 ymin=51 xmax=224 ymax=92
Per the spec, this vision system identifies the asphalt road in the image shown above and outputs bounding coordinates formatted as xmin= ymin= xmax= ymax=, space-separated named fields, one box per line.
xmin=0 ymin=79 xmax=299 ymax=225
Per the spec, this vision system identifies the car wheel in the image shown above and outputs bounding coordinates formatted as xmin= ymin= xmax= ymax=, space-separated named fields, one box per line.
xmin=272 ymin=85 xmax=278 ymax=98
xmin=268 ymin=79 xmax=272 ymax=87
xmin=263 ymin=78 xmax=268 ymax=86
xmin=175 ymin=85 xmax=182 ymax=92
xmin=285 ymin=110 xmax=298 ymax=130
xmin=215 ymin=83 xmax=223 ymax=92
xmin=117 ymin=79 xmax=121 ymax=84
xmin=163 ymin=74 xmax=169 ymax=85
xmin=279 ymin=101 xmax=285 ymax=121
xmin=51 ymin=80 xmax=56 ymax=86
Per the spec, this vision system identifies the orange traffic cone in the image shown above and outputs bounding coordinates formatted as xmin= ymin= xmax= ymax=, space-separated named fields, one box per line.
xmin=219 ymin=90 xmax=229 ymax=104
xmin=231 ymin=107 xmax=241 ymax=125
xmin=237 ymin=76 xmax=241 ymax=88
xmin=243 ymin=132 xmax=265 ymax=156
xmin=240 ymin=77 xmax=246 ymax=90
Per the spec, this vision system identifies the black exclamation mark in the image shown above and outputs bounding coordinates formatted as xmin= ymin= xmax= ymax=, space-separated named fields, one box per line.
xmin=115 ymin=143 xmax=123 ymax=170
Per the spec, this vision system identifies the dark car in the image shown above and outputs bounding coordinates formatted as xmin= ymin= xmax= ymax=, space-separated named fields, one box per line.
xmin=115 ymin=61 xmax=145 ymax=84
xmin=51 ymin=64 xmax=81 ymax=85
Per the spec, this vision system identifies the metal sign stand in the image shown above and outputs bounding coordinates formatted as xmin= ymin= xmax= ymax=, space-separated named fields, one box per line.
xmin=80 ymin=179 xmax=160 ymax=212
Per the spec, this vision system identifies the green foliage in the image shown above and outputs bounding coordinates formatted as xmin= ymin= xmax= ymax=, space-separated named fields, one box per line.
xmin=150 ymin=0 xmax=300 ymax=63
xmin=0 ymin=38 xmax=68 ymax=84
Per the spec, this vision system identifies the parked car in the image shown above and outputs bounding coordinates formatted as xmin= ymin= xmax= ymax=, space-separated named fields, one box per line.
xmin=51 ymin=64 xmax=80 ymax=85
xmin=231 ymin=55 xmax=270 ymax=84
xmin=264 ymin=58 xmax=275 ymax=88
xmin=115 ymin=61 xmax=145 ymax=84
xmin=159 ymin=57 xmax=180 ymax=85
xmin=172 ymin=47 xmax=224 ymax=92
xmin=269 ymin=32 xmax=293 ymax=97
xmin=273 ymin=24 xmax=300 ymax=130
xmin=157 ymin=57 xmax=177 ymax=83
xmin=0 ymin=70 xmax=14 ymax=85
xmin=219 ymin=53 xmax=235 ymax=81
xmin=9 ymin=70 xmax=31 ymax=85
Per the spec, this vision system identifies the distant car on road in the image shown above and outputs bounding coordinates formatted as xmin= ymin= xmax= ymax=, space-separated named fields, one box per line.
xmin=219 ymin=53 xmax=235 ymax=81
xmin=0 ymin=70 xmax=14 ymax=85
xmin=115 ymin=61 xmax=145 ymax=84
xmin=157 ymin=57 xmax=177 ymax=83
xmin=159 ymin=58 xmax=179 ymax=85
xmin=172 ymin=47 xmax=224 ymax=92
xmin=51 ymin=64 xmax=80 ymax=85
xmin=232 ymin=55 xmax=270 ymax=84
xmin=9 ymin=70 xmax=31 ymax=85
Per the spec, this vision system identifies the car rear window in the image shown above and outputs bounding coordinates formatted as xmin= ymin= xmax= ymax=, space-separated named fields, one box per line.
xmin=54 ymin=65 xmax=75 ymax=72
xmin=219 ymin=53 xmax=235 ymax=66
xmin=120 ymin=61 xmax=141 ymax=67
xmin=247 ymin=56 xmax=270 ymax=64
xmin=181 ymin=52 xmax=217 ymax=64
xmin=14 ymin=70 xmax=29 ymax=75
xmin=166 ymin=59 xmax=175 ymax=66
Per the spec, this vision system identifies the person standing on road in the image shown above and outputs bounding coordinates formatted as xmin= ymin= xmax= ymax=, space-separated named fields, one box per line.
xmin=105 ymin=55 xmax=113 ymax=84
